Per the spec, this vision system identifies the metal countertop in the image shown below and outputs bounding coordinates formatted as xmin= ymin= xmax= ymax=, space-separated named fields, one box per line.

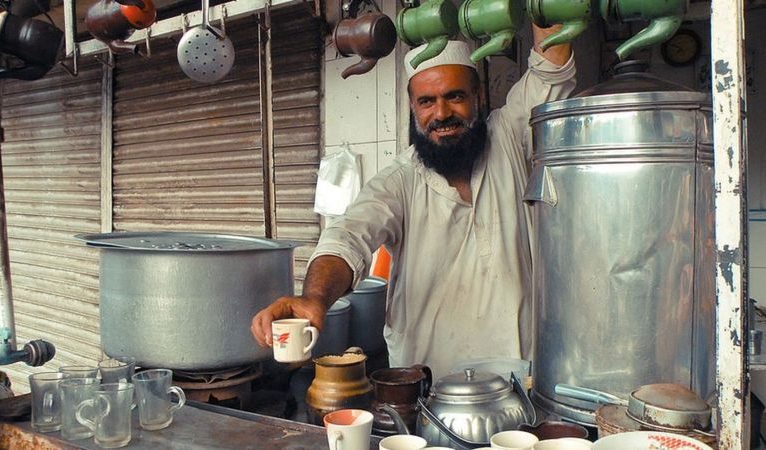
xmin=3 ymin=401 xmax=382 ymax=449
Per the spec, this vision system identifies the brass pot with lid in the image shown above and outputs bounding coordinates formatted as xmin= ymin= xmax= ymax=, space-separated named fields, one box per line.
xmin=305 ymin=347 xmax=373 ymax=425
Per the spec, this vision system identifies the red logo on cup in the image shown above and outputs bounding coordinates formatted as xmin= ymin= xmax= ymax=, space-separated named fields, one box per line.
xmin=276 ymin=333 xmax=290 ymax=344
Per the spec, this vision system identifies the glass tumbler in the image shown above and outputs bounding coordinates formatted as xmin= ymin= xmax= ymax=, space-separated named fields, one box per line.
xmin=76 ymin=382 xmax=134 ymax=449
xmin=29 ymin=372 xmax=66 ymax=432
xmin=60 ymin=377 xmax=99 ymax=440
xmin=98 ymin=357 xmax=136 ymax=384
xmin=131 ymin=369 xmax=186 ymax=430
xmin=59 ymin=366 xmax=99 ymax=378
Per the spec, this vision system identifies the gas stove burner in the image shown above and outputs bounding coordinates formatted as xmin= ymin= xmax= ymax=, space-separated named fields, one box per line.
xmin=173 ymin=364 xmax=254 ymax=384
xmin=172 ymin=363 xmax=263 ymax=410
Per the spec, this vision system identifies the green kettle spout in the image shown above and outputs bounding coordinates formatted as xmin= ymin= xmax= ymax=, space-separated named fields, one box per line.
xmin=539 ymin=20 xmax=588 ymax=51
xmin=615 ymin=15 xmax=681 ymax=60
xmin=409 ymin=35 xmax=449 ymax=69
xmin=470 ymin=29 xmax=515 ymax=62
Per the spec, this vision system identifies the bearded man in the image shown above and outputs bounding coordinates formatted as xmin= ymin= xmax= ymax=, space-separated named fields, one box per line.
xmin=252 ymin=25 xmax=575 ymax=379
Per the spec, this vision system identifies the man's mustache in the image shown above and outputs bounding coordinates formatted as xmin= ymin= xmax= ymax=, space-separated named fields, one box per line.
xmin=427 ymin=116 xmax=469 ymax=133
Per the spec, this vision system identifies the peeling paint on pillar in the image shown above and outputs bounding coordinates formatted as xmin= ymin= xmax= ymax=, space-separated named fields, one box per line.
xmin=718 ymin=245 xmax=742 ymax=289
xmin=715 ymin=59 xmax=734 ymax=92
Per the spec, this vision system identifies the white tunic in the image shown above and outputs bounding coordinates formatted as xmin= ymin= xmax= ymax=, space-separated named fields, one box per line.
xmin=311 ymin=50 xmax=577 ymax=379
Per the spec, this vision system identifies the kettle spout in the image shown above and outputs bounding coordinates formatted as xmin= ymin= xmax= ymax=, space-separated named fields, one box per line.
xmin=106 ymin=39 xmax=139 ymax=54
xmin=380 ymin=404 xmax=411 ymax=435
xmin=539 ymin=20 xmax=588 ymax=51
xmin=470 ymin=29 xmax=515 ymax=62
xmin=341 ymin=57 xmax=379 ymax=79
xmin=615 ymin=15 xmax=681 ymax=60
xmin=409 ymin=35 xmax=448 ymax=69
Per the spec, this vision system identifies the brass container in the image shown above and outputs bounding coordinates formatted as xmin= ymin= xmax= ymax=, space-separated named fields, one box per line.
xmin=305 ymin=348 xmax=373 ymax=425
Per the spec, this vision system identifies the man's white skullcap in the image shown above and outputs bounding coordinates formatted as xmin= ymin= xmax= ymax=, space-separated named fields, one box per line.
xmin=404 ymin=40 xmax=476 ymax=81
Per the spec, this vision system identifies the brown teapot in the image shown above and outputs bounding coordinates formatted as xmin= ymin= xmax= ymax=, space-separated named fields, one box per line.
xmin=333 ymin=12 xmax=396 ymax=79
xmin=305 ymin=347 xmax=373 ymax=425
xmin=84 ymin=0 xmax=156 ymax=54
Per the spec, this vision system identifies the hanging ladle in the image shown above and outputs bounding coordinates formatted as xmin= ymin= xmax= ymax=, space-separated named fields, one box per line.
xmin=176 ymin=0 xmax=235 ymax=82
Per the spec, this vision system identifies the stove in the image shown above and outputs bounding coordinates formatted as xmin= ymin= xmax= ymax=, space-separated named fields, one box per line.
xmin=173 ymin=364 xmax=262 ymax=411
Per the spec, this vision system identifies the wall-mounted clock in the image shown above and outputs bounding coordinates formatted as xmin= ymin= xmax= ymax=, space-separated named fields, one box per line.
xmin=661 ymin=29 xmax=702 ymax=67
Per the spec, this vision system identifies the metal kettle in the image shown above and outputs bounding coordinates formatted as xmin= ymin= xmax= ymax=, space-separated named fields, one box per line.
xmin=84 ymin=0 xmax=156 ymax=54
xmin=416 ymin=369 xmax=536 ymax=449
xmin=0 ymin=12 xmax=63 ymax=81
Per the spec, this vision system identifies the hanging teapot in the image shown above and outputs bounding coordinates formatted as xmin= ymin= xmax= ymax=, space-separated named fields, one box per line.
xmin=527 ymin=0 xmax=594 ymax=51
xmin=600 ymin=0 xmax=685 ymax=60
xmin=458 ymin=0 xmax=524 ymax=62
xmin=396 ymin=0 xmax=459 ymax=70
xmin=0 ymin=12 xmax=63 ymax=81
xmin=85 ymin=0 xmax=156 ymax=54
xmin=333 ymin=12 xmax=397 ymax=79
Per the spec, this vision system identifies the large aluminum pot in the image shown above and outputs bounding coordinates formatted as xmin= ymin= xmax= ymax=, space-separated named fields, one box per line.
xmin=76 ymin=232 xmax=297 ymax=370
xmin=523 ymin=61 xmax=714 ymax=425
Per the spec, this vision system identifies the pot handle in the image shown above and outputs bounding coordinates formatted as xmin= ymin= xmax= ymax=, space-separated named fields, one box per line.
xmin=381 ymin=404 xmax=411 ymax=435
xmin=511 ymin=372 xmax=537 ymax=426
xmin=522 ymin=165 xmax=557 ymax=207
xmin=555 ymin=383 xmax=627 ymax=406
xmin=343 ymin=346 xmax=365 ymax=355
xmin=412 ymin=364 xmax=432 ymax=398
xmin=416 ymin=398 xmax=485 ymax=450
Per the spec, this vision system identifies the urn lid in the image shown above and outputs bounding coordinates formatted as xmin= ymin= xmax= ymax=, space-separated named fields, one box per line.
xmin=75 ymin=231 xmax=298 ymax=252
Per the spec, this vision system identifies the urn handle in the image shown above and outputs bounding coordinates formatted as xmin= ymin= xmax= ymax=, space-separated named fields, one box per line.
xmin=411 ymin=364 xmax=433 ymax=398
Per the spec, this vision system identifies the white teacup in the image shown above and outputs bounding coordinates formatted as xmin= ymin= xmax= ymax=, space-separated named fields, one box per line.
xmin=379 ymin=434 xmax=427 ymax=450
xmin=491 ymin=430 xmax=539 ymax=450
xmin=271 ymin=318 xmax=319 ymax=363
xmin=324 ymin=409 xmax=374 ymax=450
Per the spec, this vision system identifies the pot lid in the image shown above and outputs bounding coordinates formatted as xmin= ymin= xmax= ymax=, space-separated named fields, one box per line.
xmin=433 ymin=368 xmax=509 ymax=397
xmin=627 ymin=383 xmax=711 ymax=431
xmin=531 ymin=60 xmax=709 ymax=119
xmin=74 ymin=231 xmax=298 ymax=252
xmin=576 ymin=60 xmax=692 ymax=97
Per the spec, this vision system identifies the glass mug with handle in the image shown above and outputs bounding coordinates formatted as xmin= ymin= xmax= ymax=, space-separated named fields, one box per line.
xmin=29 ymin=372 xmax=67 ymax=432
xmin=76 ymin=382 xmax=134 ymax=449
xmin=98 ymin=356 xmax=136 ymax=384
xmin=131 ymin=369 xmax=186 ymax=430
xmin=60 ymin=377 xmax=99 ymax=440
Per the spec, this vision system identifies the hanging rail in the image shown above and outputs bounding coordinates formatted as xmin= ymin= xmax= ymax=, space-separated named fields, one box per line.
xmin=63 ymin=0 xmax=300 ymax=57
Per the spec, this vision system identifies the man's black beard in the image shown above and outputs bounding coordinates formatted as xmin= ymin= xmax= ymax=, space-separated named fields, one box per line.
xmin=410 ymin=113 xmax=488 ymax=179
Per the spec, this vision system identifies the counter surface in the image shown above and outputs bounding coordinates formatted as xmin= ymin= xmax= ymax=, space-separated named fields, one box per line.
xmin=2 ymin=401 xmax=382 ymax=449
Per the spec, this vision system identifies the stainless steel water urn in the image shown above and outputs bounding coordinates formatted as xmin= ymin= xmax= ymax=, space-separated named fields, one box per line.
xmin=523 ymin=62 xmax=715 ymax=425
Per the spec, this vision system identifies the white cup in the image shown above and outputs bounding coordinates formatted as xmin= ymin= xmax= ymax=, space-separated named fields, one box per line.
xmin=271 ymin=318 xmax=319 ymax=363
xmin=324 ymin=409 xmax=374 ymax=450
xmin=533 ymin=439 xmax=592 ymax=450
xmin=379 ymin=434 xmax=427 ymax=450
xmin=558 ymin=438 xmax=593 ymax=449
xmin=491 ymin=430 xmax=539 ymax=450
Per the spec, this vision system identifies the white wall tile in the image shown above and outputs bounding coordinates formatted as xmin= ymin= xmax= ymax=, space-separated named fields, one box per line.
xmin=324 ymin=59 xmax=378 ymax=146
xmin=378 ymin=140 xmax=398 ymax=172
xmin=376 ymin=53 xmax=397 ymax=142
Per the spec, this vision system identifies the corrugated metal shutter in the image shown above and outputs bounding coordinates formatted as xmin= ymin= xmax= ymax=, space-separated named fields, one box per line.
xmin=271 ymin=7 xmax=322 ymax=290
xmin=112 ymin=18 xmax=266 ymax=235
xmin=0 ymin=60 xmax=104 ymax=393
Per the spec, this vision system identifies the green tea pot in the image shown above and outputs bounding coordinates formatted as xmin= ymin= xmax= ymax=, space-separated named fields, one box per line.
xmin=458 ymin=0 xmax=523 ymax=62
xmin=527 ymin=0 xmax=593 ymax=51
xmin=396 ymin=0 xmax=459 ymax=69
xmin=601 ymin=0 xmax=685 ymax=60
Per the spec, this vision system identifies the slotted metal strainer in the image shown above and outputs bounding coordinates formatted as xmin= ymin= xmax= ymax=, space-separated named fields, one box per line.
xmin=176 ymin=0 xmax=235 ymax=83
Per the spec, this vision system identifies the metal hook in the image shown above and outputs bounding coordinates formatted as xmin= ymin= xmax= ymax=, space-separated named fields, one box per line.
xmin=180 ymin=13 xmax=188 ymax=34
xmin=219 ymin=4 xmax=228 ymax=38
xmin=138 ymin=27 xmax=152 ymax=58
xmin=58 ymin=42 xmax=79 ymax=77
xmin=93 ymin=51 xmax=115 ymax=68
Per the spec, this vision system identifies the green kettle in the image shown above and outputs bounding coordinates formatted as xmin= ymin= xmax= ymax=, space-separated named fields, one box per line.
xmin=527 ymin=0 xmax=593 ymax=51
xmin=601 ymin=0 xmax=685 ymax=60
xmin=396 ymin=0 xmax=460 ymax=69
xmin=458 ymin=0 xmax=524 ymax=62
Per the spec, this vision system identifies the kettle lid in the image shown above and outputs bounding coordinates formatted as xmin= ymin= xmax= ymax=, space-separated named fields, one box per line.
xmin=575 ymin=60 xmax=693 ymax=97
xmin=433 ymin=368 xmax=509 ymax=397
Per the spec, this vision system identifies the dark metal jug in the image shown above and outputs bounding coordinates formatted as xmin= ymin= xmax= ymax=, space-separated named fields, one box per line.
xmin=305 ymin=347 xmax=373 ymax=426
xmin=370 ymin=365 xmax=432 ymax=435
xmin=333 ymin=13 xmax=396 ymax=79
xmin=84 ymin=0 xmax=156 ymax=54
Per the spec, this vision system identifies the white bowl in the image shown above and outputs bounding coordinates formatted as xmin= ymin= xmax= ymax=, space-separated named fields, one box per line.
xmin=593 ymin=431 xmax=713 ymax=450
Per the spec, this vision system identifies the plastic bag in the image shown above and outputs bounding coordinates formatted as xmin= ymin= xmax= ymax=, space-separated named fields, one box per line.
xmin=314 ymin=145 xmax=363 ymax=216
